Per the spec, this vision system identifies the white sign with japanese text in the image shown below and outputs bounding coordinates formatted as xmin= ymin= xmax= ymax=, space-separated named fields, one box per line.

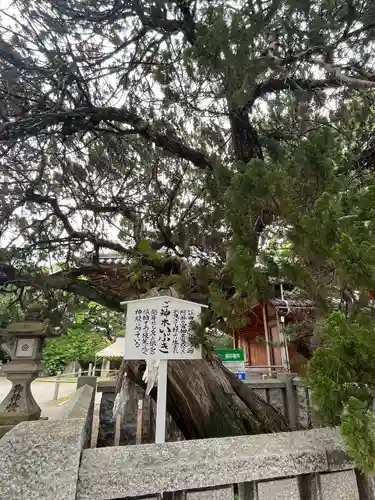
xmin=123 ymin=296 xmax=204 ymax=360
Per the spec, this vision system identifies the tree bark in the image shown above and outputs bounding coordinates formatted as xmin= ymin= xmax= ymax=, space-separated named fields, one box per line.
xmin=124 ymin=358 xmax=290 ymax=439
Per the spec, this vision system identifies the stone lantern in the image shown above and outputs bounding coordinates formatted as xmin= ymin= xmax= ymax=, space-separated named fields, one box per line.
xmin=0 ymin=304 xmax=47 ymax=434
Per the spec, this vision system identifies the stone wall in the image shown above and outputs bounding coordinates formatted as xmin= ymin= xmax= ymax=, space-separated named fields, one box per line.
xmin=246 ymin=375 xmax=316 ymax=430
xmin=0 ymin=384 xmax=95 ymax=500
xmin=1 ymin=411 xmax=373 ymax=500
xmin=77 ymin=428 xmax=369 ymax=500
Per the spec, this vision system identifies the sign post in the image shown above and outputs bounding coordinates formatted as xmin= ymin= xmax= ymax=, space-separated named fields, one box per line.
xmin=155 ymin=359 xmax=168 ymax=443
xmin=122 ymin=296 xmax=207 ymax=444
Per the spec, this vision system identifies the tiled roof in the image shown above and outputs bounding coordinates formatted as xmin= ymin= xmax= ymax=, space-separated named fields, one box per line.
xmin=270 ymin=296 xmax=342 ymax=311
xmin=270 ymin=298 xmax=315 ymax=310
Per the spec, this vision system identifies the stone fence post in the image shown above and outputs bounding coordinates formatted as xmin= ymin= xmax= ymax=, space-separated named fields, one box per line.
xmin=281 ymin=373 xmax=298 ymax=429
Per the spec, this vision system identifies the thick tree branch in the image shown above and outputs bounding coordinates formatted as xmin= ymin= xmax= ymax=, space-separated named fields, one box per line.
xmin=249 ymin=19 xmax=375 ymax=105
xmin=6 ymin=258 xmax=317 ymax=362
xmin=81 ymin=200 xmax=138 ymax=223
xmin=251 ymin=77 xmax=344 ymax=104
xmin=251 ymin=69 xmax=375 ymax=105
xmin=24 ymin=191 xmax=134 ymax=254
xmin=314 ymin=59 xmax=375 ymax=89
xmin=56 ymin=0 xmax=197 ymax=44
xmin=0 ymin=106 xmax=212 ymax=170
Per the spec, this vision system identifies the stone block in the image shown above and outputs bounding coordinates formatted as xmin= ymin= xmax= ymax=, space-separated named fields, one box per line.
xmin=0 ymin=375 xmax=42 ymax=425
xmin=186 ymin=486 xmax=234 ymax=499
xmin=77 ymin=428 xmax=331 ymax=499
xmin=0 ymin=417 xmax=87 ymax=500
xmin=245 ymin=379 xmax=286 ymax=389
xmin=0 ymin=423 xmax=15 ymax=438
xmin=76 ymin=376 xmax=97 ymax=391
xmin=319 ymin=470 xmax=360 ymax=500
xmin=55 ymin=385 xmax=94 ymax=448
xmin=317 ymin=427 xmax=354 ymax=471
xmin=268 ymin=388 xmax=286 ymax=418
xmin=296 ymin=385 xmax=311 ymax=429
xmin=56 ymin=385 xmax=94 ymax=420
xmin=257 ymin=478 xmax=301 ymax=500
xmin=253 ymin=388 xmax=267 ymax=401
xmin=96 ymin=380 xmax=116 ymax=393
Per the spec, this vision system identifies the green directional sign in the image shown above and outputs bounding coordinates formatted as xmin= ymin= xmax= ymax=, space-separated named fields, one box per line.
xmin=216 ymin=349 xmax=246 ymax=380
xmin=216 ymin=349 xmax=244 ymax=362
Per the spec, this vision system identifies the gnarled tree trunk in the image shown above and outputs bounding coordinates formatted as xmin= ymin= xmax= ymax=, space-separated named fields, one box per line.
xmin=122 ymin=358 xmax=290 ymax=440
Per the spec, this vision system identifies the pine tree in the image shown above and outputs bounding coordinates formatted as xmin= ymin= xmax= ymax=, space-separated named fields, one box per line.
xmin=1 ymin=0 xmax=375 ymax=463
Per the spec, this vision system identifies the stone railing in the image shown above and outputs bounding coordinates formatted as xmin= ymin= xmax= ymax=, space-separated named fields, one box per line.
xmin=77 ymin=428 xmax=373 ymax=500
xmin=0 ymin=410 xmax=373 ymax=499
xmin=246 ymin=375 xmax=315 ymax=429
xmin=0 ymin=384 xmax=95 ymax=500
xmin=97 ymin=375 xmax=315 ymax=446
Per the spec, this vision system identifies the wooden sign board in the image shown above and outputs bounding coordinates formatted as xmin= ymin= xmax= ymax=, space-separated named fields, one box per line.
xmin=123 ymin=296 xmax=204 ymax=360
